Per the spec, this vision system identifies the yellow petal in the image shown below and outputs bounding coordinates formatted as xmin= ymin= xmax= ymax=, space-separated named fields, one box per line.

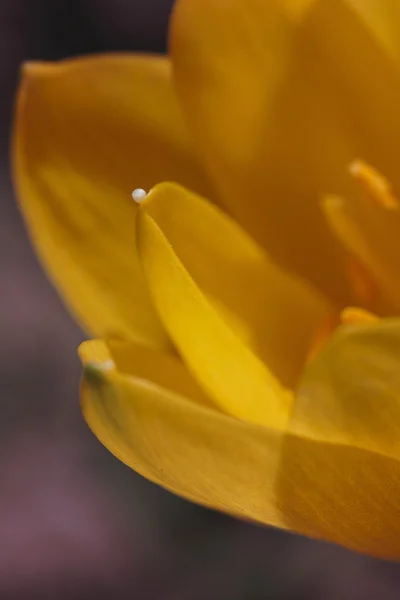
xmin=79 ymin=338 xmax=286 ymax=528
xmin=305 ymin=1 xmax=400 ymax=187
xmin=136 ymin=182 xmax=330 ymax=426
xmin=296 ymin=317 xmax=400 ymax=462
xmin=340 ymin=306 xmax=379 ymax=326
xmin=278 ymin=433 xmax=400 ymax=558
xmin=171 ymin=0 xmax=400 ymax=303
xmin=347 ymin=0 xmax=400 ymax=63
xmin=79 ymin=338 xmax=215 ymax=409
xmin=280 ymin=317 xmax=400 ymax=558
xmin=13 ymin=54 xmax=212 ymax=347
xmin=80 ymin=337 xmax=400 ymax=559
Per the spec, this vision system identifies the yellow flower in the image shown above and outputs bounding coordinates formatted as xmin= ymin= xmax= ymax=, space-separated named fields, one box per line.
xmin=12 ymin=0 xmax=400 ymax=559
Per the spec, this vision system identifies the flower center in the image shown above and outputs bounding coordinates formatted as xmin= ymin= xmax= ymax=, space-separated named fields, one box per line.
xmin=306 ymin=160 xmax=398 ymax=363
xmin=323 ymin=160 xmax=400 ymax=315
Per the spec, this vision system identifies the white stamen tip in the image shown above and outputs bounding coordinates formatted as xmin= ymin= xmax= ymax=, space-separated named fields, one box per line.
xmin=132 ymin=188 xmax=147 ymax=203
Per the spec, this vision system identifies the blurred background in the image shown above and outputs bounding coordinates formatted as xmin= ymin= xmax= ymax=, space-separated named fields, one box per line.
xmin=2 ymin=1 xmax=400 ymax=598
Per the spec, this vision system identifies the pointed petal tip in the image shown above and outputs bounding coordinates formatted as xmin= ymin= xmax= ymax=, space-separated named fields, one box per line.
xmin=340 ymin=306 xmax=379 ymax=326
xmin=133 ymin=182 xmax=178 ymax=206
xmin=138 ymin=181 xmax=181 ymax=208
xmin=21 ymin=60 xmax=59 ymax=80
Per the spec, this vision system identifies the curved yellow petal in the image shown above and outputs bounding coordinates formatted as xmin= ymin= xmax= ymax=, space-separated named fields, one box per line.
xmin=80 ymin=337 xmax=400 ymax=560
xmin=13 ymin=54 xmax=212 ymax=346
xmin=278 ymin=432 xmax=400 ymax=559
xmin=171 ymin=0 xmax=400 ymax=303
xmin=136 ymin=182 xmax=330 ymax=426
xmin=79 ymin=338 xmax=215 ymax=409
xmin=295 ymin=317 xmax=400 ymax=461
xmin=79 ymin=338 xmax=286 ymax=528
xmin=348 ymin=0 xmax=400 ymax=63
xmin=305 ymin=1 xmax=400 ymax=187
xmin=278 ymin=316 xmax=400 ymax=558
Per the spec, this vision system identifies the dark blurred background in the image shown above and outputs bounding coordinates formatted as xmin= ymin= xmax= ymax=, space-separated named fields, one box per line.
xmin=2 ymin=1 xmax=400 ymax=598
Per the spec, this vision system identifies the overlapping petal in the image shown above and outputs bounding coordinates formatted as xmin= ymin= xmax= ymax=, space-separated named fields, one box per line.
xmin=79 ymin=338 xmax=287 ymax=529
xmin=279 ymin=317 xmax=400 ymax=558
xmin=80 ymin=336 xmax=400 ymax=559
xmin=348 ymin=0 xmax=400 ymax=62
xmin=171 ymin=0 xmax=400 ymax=303
xmin=295 ymin=316 xmax=400 ymax=459
xmin=13 ymin=54 xmax=212 ymax=347
xmin=135 ymin=182 xmax=329 ymax=426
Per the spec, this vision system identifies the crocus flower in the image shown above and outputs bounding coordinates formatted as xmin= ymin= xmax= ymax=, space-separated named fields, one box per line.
xmin=13 ymin=0 xmax=400 ymax=559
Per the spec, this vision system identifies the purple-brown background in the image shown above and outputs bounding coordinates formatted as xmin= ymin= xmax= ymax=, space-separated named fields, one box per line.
xmin=1 ymin=1 xmax=400 ymax=598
